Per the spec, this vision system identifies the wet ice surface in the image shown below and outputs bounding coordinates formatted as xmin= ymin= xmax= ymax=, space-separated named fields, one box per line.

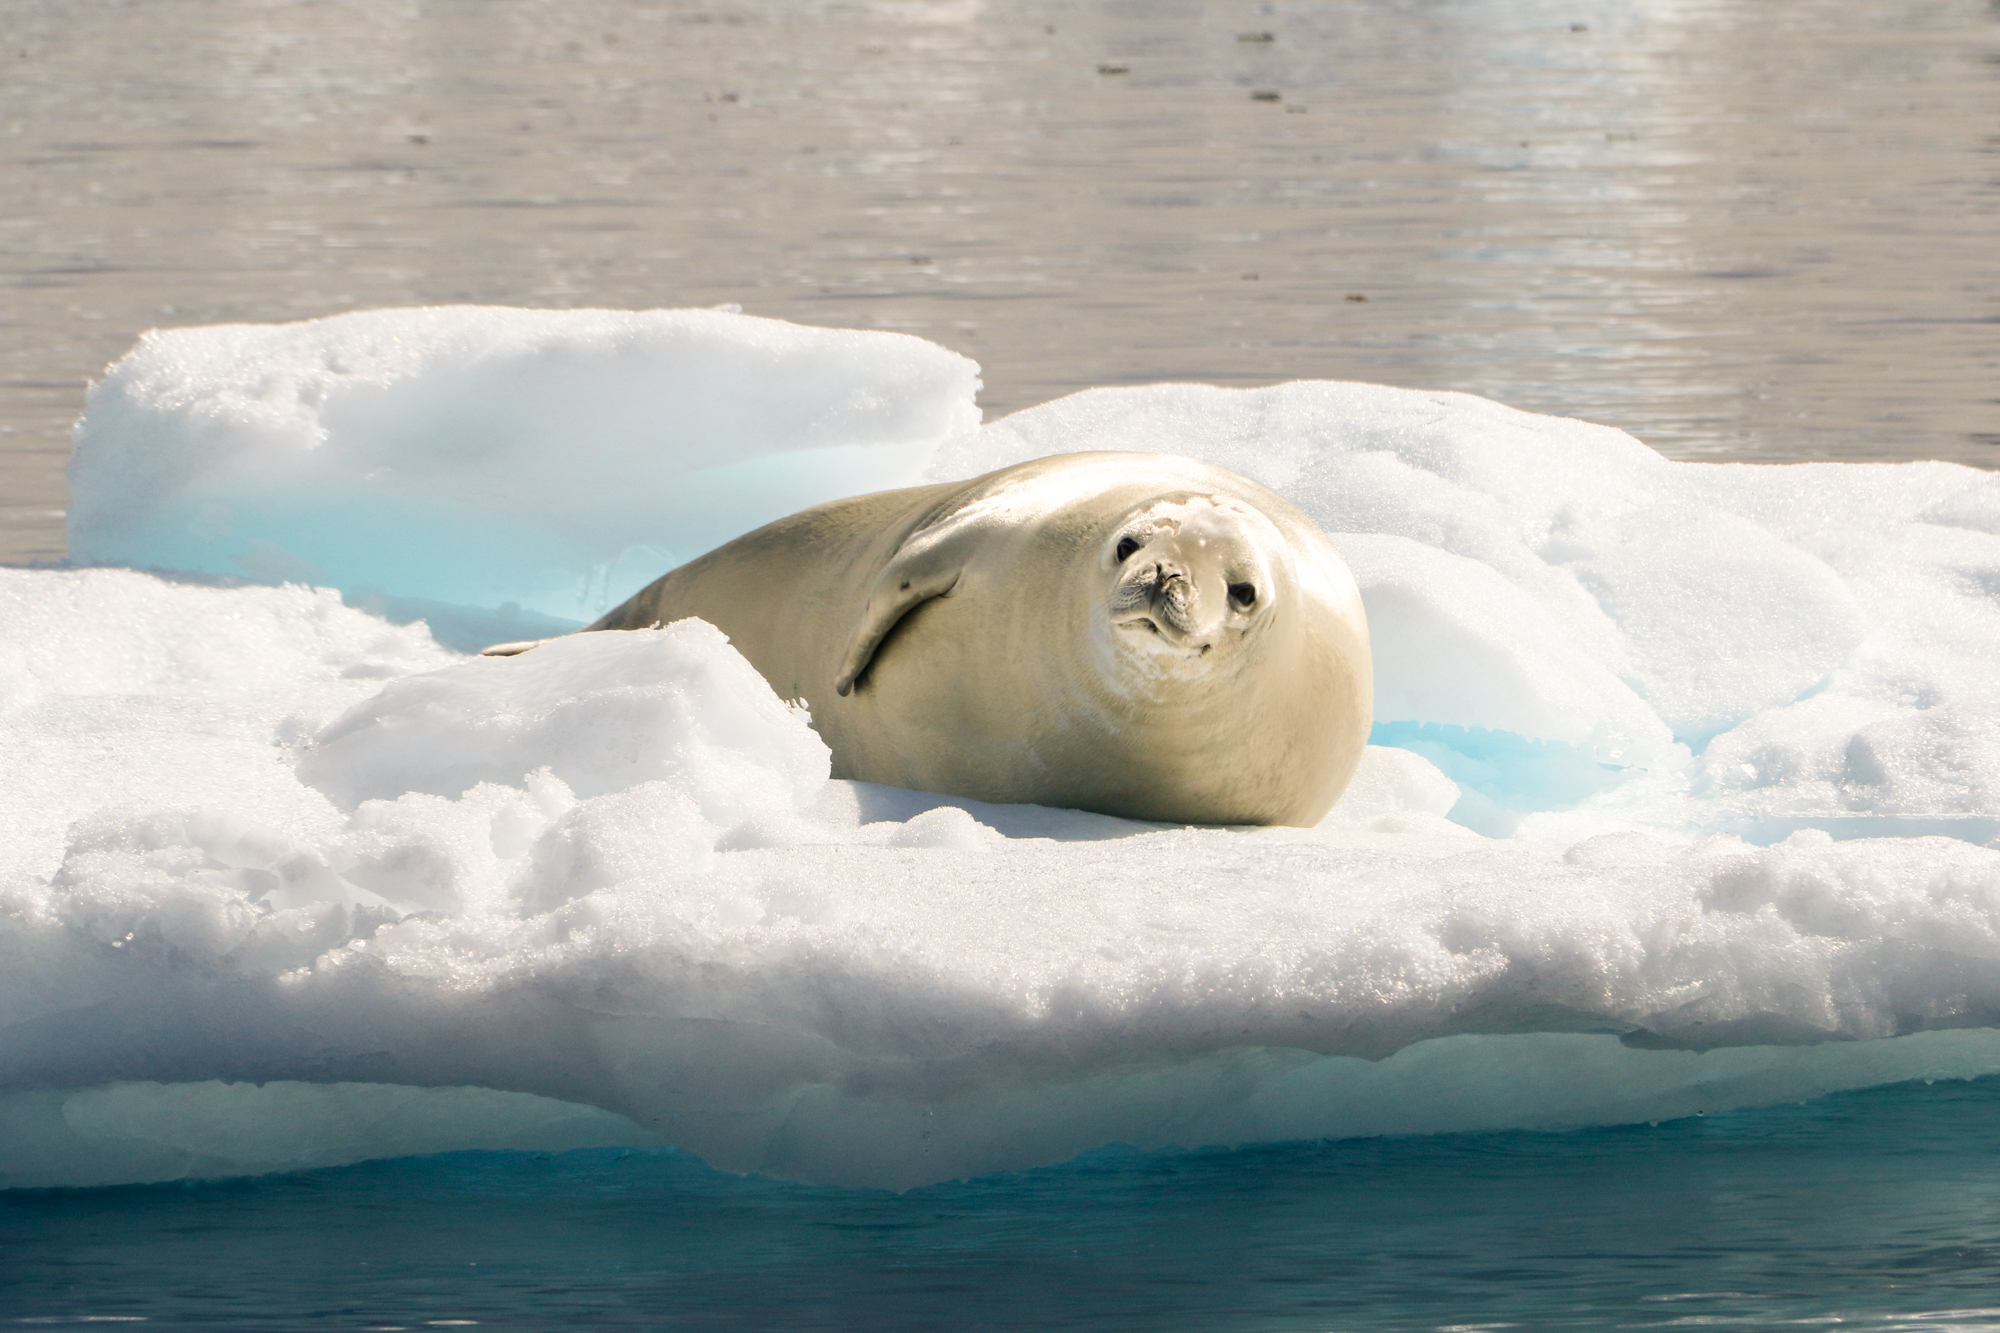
xmin=9 ymin=307 xmax=2000 ymax=1192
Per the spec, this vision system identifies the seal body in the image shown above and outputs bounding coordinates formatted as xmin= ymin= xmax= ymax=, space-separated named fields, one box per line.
xmin=556 ymin=452 xmax=1371 ymax=826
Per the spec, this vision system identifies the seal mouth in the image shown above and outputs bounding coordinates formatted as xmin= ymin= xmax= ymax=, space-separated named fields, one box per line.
xmin=1117 ymin=615 xmax=1212 ymax=655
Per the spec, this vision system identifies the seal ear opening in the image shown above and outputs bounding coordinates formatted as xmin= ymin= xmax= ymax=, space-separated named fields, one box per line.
xmin=834 ymin=566 xmax=960 ymax=696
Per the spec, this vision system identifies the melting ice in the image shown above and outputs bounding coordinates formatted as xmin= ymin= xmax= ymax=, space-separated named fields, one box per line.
xmin=6 ymin=306 xmax=2000 ymax=1191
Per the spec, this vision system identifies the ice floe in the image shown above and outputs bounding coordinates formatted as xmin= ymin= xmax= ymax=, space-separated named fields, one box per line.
xmin=7 ymin=307 xmax=2000 ymax=1190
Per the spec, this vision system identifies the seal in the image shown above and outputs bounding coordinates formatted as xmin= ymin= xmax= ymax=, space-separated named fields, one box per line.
xmin=486 ymin=452 xmax=1371 ymax=826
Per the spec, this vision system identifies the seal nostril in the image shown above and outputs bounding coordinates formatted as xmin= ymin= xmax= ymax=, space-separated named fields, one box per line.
xmin=1115 ymin=536 xmax=1140 ymax=562
xmin=1228 ymin=582 xmax=1257 ymax=608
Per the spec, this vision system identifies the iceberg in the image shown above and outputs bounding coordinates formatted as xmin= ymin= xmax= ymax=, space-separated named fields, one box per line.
xmin=7 ymin=306 xmax=2000 ymax=1191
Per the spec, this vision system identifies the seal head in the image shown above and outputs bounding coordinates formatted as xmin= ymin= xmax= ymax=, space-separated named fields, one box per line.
xmin=1106 ymin=493 xmax=1275 ymax=660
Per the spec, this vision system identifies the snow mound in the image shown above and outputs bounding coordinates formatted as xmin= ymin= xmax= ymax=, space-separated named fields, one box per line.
xmin=67 ymin=306 xmax=981 ymax=628
xmin=301 ymin=622 xmax=829 ymax=818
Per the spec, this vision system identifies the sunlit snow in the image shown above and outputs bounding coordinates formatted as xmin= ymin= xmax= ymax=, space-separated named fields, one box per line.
xmin=6 ymin=306 xmax=2000 ymax=1191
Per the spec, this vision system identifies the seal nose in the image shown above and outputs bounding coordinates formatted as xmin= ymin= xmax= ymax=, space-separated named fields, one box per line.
xmin=1147 ymin=562 xmax=1202 ymax=635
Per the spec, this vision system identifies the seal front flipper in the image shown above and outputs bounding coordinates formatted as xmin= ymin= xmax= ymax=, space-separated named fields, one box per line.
xmin=834 ymin=559 xmax=961 ymax=696
xmin=833 ymin=488 xmax=1028 ymax=695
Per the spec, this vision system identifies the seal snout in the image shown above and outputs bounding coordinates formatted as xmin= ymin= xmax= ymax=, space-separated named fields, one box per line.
xmin=1112 ymin=557 xmax=1205 ymax=644
xmin=1148 ymin=563 xmax=1202 ymax=636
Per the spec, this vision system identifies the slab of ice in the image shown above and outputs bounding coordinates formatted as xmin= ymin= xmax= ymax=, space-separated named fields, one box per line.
xmin=67 ymin=306 xmax=981 ymax=630
xmin=0 ymin=1081 xmax=664 ymax=1191
xmin=5 ymin=584 xmax=2000 ymax=1190
xmin=300 ymin=622 xmax=829 ymax=818
xmin=10 ymin=1031 xmax=2000 ymax=1192
xmin=10 ymin=311 xmax=2000 ymax=1192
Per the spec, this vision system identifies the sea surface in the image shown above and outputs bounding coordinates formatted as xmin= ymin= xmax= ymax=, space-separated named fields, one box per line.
xmin=8 ymin=1075 xmax=2000 ymax=1330
xmin=3 ymin=0 xmax=1997 ymax=563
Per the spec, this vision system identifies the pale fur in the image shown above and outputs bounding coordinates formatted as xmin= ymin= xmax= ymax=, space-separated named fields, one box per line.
xmin=507 ymin=452 xmax=1371 ymax=826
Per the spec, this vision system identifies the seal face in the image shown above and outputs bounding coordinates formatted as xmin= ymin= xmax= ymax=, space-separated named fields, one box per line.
xmin=1104 ymin=494 xmax=1277 ymax=666
xmin=494 ymin=453 xmax=1372 ymax=826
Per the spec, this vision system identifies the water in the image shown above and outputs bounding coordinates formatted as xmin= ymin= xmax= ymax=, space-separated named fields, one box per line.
xmin=7 ymin=2 xmax=2000 ymax=1321
xmin=4 ymin=0 xmax=1997 ymax=563
xmin=4 ymin=1075 xmax=2000 ymax=1330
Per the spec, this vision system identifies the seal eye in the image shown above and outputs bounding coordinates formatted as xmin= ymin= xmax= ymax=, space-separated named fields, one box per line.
xmin=1115 ymin=536 xmax=1141 ymax=562
xmin=1228 ymin=582 xmax=1257 ymax=608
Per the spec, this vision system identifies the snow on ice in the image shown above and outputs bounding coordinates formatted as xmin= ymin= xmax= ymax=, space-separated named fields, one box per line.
xmin=5 ymin=306 xmax=2000 ymax=1191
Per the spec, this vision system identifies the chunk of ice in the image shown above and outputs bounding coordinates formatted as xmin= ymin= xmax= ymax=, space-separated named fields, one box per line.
xmin=8 ymin=313 xmax=2000 ymax=1192
xmin=68 ymin=306 xmax=981 ymax=625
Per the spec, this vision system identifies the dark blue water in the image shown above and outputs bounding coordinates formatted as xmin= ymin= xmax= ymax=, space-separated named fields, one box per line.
xmin=8 ymin=1076 xmax=2000 ymax=1331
